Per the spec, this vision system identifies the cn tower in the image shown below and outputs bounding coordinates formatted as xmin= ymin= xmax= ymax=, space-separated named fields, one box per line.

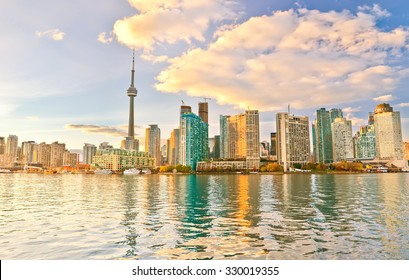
xmin=123 ymin=50 xmax=138 ymax=151
xmin=127 ymin=50 xmax=137 ymax=138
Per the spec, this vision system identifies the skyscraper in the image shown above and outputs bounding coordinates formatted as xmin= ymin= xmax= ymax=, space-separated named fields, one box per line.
xmin=330 ymin=108 xmax=343 ymax=123
xmin=180 ymin=110 xmax=209 ymax=169
xmin=353 ymin=125 xmax=376 ymax=160
xmin=21 ymin=141 xmax=36 ymax=164
xmin=0 ymin=137 xmax=5 ymax=155
xmin=331 ymin=117 xmax=354 ymax=162
xmin=145 ymin=124 xmax=161 ymax=167
xmin=270 ymin=132 xmax=277 ymax=160
xmin=374 ymin=103 xmax=403 ymax=160
xmin=226 ymin=110 xmax=260 ymax=169
xmin=124 ymin=50 xmax=139 ymax=151
xmin=5 ymin=135 xmax=18 ymax=165
xmin=219 ymin=115 xmax=230 ymax=159
xmin=276 ymin=113 xmax=310 ymax=170
xmin=50 ymin=141 xmax=66 ymax=168
xmin=83 ymin=143 xmax=97 ymax=164
xmin=168 ymin=128 xmax=180 ymax=166
xmin=314 ymin=108 xmax=334 ymax=163
xmin=353 ymin=113 xmax=376 ymax=160
xmin=198 ymin=102 xmax=208 ymax=124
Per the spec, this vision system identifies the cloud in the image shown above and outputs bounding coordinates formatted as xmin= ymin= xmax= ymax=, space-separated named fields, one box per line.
xmin=35 ymin=29 xmax=65 ymax=41
xmin=343 ymin=106 xmax=361 ymax=114
xmin=155 ymin=7 xmax=409 ymax=111
xmin=97 ymin=32 xmax=113 ymax=44
xmin=373 ymin=94 xmax=394 ymax=102
xmin=398 ymin=103 xmax=409 ymax=107
xmin=111 ymin=0 xmax=242 ymax=52
xmin=66 ymin=124 xmax=127 ymax=137
xmin=358 ymin=4 xmax=391 ymax=18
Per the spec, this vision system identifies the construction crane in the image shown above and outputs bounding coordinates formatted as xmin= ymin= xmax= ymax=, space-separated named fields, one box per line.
xmin=202 ymin=97 xmax=212 ymax=102
xmin=181 ymin=100 xmax=185 ymax=105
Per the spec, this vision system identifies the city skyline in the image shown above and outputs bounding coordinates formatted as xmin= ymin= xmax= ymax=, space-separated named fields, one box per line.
xmin=1 ymin=0 xmax=409 ymax=149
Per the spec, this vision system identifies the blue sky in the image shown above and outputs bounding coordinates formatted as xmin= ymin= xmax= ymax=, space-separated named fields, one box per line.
xmin=1 ymin=0 xmax=408 ymax=150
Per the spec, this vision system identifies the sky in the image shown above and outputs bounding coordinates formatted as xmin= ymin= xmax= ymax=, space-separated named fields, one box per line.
xmin=1 ymin=0 xmax=409 ymax=150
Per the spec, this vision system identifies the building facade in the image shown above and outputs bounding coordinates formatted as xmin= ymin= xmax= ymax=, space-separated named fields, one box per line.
xmin=353 ymin=124 xmax=376 ymax=160
xmin=83 ymin=143 xmax=97 ymax=164
xmin=276 ymin=113 xmax=310 ymax=170
xmin=314 ymin=108 xmax=336 ymax=163
xmin=92 ymin=149 xmax=155 ymax=171
xmin=198 ymin=102 xmax=208 ymax=124
xmin=404 ymin=142 xmax=409 ymax=161
xmin=167 ymin=128 xmax=180 ymax=166
xmin=219 ymin=115 xmax=230 ymax=159
xmin=5 ymin=135 xmax=18 ymax=165
xmin=145 ymin=124 xmax=161 ymax=167
xmin=180 ymin=112 xmax=209 ymax=169
xmin=374 ymin=103 xmax=403 ymax=160
xmin=225 ymin=110 xmax=260 ymax=169
xmin=331 ymin=117 xmax=354 ymax=162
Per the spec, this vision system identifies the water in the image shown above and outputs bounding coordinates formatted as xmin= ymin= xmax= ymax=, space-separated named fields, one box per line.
xmin=0 ymin=173 xmax=408 ymax=260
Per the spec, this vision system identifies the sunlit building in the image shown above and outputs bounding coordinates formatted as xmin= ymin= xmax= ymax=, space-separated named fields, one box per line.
xmin=21 ymin=141 xmax=37 ymax=164
xmin=374 ymin=103 xmax=403 ymax=160
xmin=5 ymin=135 xmax=18 ymax=165
xmin=219 ymin=115 xmax=230 ymax=159
xmin=167 ymin=128 xmax=180 ymax=166
xmin=226 ymin=110 xmax=260 ymax=169
xmin=276 ymin=113 xmax=310 ymax=170
xmin=83 ymin=143 xmax=97 ymax=164
xmin=404 ymin=142 xmax=409 ymax=161
xmin=145 ymin=124 xmax=161 ymax=167
xmin=38 ymin=142 xmax=51 ymax=168
xmin=180 ymin=111 xmax=209 ymax=170
xmin=331 ymin=117 xmax=354 ymax=162
xmin=314 ymin=108 xmax=342 ymax=163
xmin=50 ymin=141 xmax=66 ymax=168
xmin=198 ymin=102 xmax=209 ymax=124
xmin=92 ymin=149 xmax=155 ymax=171
xmin=353 ymin=115 xmax=376 ymax=160
xmin=0 ymin=137 xmax=5 ymax=155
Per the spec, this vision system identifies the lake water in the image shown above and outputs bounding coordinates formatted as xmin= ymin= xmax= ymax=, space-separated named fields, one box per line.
xmin=0 ymin=173 xmax=408 ymax=260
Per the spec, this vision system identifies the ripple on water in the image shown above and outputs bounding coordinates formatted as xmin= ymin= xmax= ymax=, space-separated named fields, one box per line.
xmin=1 ymin=173 xmax=409 ymax=259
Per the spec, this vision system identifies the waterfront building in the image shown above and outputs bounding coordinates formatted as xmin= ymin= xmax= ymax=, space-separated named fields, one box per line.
xmin=180 ymin=111 xmax=209 ymax=170
xmin=21 ymin=141 xmax=37 ymax=164
xmin=198 ymin=102 xmax=208 ymax=124
xmin=270 ymin=132 xmax=277 ymax=160
xmin=226 ymin=110 xmax=260 ymax=169
xmin=353 ymin=115 xmax=376 ymax=160
xmin=92 ymin=149 xmax=155 ymax=171
xmin=50 ymin=141 xmax=66 ymax=168
xmin=209 ymin=137 xmax=221 ymax=159
xmin=331 ymin=117 xmax=354 ymax=162
xmin=5 ymin=135 xmax=18 ymax=165
xmin=167 ymin=128 xmax=180 ymax=166
xmin=219 ymin=115 xmax=230 ymax=159
xmin=404 ymin=142 xmax=409 ymax=161
xmin=314 ymin=108 xmax=337 ymax=163
xmin=123 ymin=50 xmax=139 ymax=151
xmin=63 ymin=151 xmax=78 ymax=167
xmin=374 ymin=103 xmax=403 ymax=160
xmin=0 ymin=137 xmax=5 ymax=155
xmin=214 ymin=135 xmax=220 ymax=159
xmin=196 ymin=160 xmax=248 ymax=171
xmin=38 ymin=142 xmax=51 ymax=168
xmin=145 ymin=124 xmax=161 ymax=167
xmin=276 ymin=113 xmax=310 ymax=170
xmin=83 ymin=143 xmax=97 ymax=164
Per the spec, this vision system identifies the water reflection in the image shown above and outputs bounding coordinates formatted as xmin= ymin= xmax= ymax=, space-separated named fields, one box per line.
xmin=0 ymin=173 xmax=408 ymax=259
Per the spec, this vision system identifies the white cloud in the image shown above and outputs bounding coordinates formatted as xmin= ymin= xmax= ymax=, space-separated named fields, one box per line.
xmin=155 ymin=8 xmax=409 ymax=111
xmin=373 ymin=94 xmax=394 ymax=102
xmin=343 ymin=106 xmax=361 ymax=114
xmin=398 ymin=102 xmax=409 ymax=107
xmin=35 ymin=29 xmax=65 ymax=41
xmin=97 ymin=32 xmax=113 ymax=44
xmin=112 ymin=0 xmax=242 ymax=52
xmin=358 ymin=4 xmax=391 ymax=18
